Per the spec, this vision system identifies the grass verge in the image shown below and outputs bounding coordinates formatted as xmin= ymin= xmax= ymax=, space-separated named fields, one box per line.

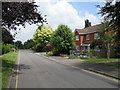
xmin=1 ymin=51 xmax=18 ymax=88
xmin=84 ymin=58 xmax=119 ymax=63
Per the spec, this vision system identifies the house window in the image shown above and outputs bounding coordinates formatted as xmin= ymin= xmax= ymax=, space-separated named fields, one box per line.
xmin=86 ymin=34 xmax=89 ymax=40
xmin=94 ymin=33 xmax=100 ymax=39
xmin=76 ymin=35 xmax=79 ymax=41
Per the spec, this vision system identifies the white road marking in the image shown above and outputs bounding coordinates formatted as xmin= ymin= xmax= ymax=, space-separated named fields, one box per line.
xmin=15 ymin=51 xmax=20 ymax=89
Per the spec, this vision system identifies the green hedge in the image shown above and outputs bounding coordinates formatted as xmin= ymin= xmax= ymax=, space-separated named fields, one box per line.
xmin=2 ymin=43 xmax=14 ymax=54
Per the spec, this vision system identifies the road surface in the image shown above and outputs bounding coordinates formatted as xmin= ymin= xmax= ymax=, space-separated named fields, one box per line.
xmin=16 ymin=50 xmax=118 ymax=88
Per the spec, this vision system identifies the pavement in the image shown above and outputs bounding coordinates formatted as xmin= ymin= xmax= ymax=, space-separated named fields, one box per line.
xmin=38 ymin=52 xmax=119 ymax=79
xmin=9 ymin=50 xmax=119 ymax=88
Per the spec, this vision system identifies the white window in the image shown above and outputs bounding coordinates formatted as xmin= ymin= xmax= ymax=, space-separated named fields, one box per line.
xmin=76 ymin=35 xmax=79 ymax=41
xmin=86 ymin=34 xmax=89 ymax=40
xmin=94 ymin=33 xmax=100 ymax=39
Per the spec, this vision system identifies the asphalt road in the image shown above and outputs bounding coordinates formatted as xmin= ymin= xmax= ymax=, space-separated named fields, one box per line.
xmin=17 ymin=50 xmax=118 ymax=88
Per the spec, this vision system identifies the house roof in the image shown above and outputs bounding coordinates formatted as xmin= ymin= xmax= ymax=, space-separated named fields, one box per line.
xmin=75 ymin=24 xmax=101 ymax=35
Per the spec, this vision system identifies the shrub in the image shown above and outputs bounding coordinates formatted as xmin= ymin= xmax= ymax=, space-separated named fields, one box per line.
xmin=46 ymin=51 xmax=53 ymax=56
xmin=2 ymin=43 xmax=14 ymax=54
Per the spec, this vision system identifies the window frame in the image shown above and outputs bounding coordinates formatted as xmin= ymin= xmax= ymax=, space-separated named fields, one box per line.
xmin=86 ymin=34 xmax=90 ymax=40
xmin=75 ymin=35 xmax=79 ymax=41
xmin=94 ymin=33 xmax=100 ymax=40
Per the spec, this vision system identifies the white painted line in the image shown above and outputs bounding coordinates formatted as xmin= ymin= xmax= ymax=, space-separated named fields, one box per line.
xmin=15 ymin=51 xmax=20 ymax=89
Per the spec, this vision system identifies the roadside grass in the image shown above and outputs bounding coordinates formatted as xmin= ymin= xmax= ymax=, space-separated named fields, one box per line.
xmin=2 ymin=51 xmax=18 ymax=88
xmin=84 ymin=58 xmax=119 ymax=63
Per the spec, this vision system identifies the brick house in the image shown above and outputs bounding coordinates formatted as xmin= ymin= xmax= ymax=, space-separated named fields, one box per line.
xmin=74 ymin=24 xmax=101 ymax=54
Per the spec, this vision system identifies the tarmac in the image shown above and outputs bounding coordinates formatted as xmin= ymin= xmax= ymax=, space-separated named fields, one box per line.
xmin=38 ymin=52 xmax=120 ymax=80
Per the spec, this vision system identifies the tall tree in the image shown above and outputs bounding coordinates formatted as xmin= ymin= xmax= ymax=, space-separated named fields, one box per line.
xmin=97 ymin=1 xmax=120 ymax=57
xmin=32 ymin=25 xmax=53 ymax=51
xmin=2 ymin=1 xmax=46 ymax=34
xmin=50 ymin=25 xmax=75 ymax=55
xmin=85 ymin=19 xmax=91 ymax=28
xmin=23 ymin=39 xmax=35 ymax=49
xmin=2 ymin=29 xmax=14 ymax=44
xmin=15 ymin=41 xmax=23 ymax=49
xmin=98 ymin=22 xmax=114 ymax=59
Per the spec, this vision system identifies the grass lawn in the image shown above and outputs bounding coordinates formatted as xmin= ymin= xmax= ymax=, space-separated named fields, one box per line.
xmin=1 ymin=51 xmax=18 ymax=88
xmin=84 ymin=58 xmax=119 ymax=63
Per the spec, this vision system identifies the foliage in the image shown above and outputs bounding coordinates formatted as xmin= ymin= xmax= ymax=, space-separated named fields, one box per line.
xmin=85 ymin=19 xmax=91 ymax=28
xmin=97 ymin=1 xmax=120 ymax=57
xmin=2 ymin=29 xmax=14 ymax=44
xmin=23 ymin=39 xmax=35 ymax=49
xmin=15 ymin=41 xmax=23 ymax=49
xmin=2 ymin=43 xmax=14 ymax=54
xmin=86 ymin=49 xmax=95 ymax=58
xmin=50 ymin=25 xmax=75 ymax=55
xmin=32 ymin=25 xmax=53 ymax=52
xmin=46 ymin=51 xmax=53 ymax=56
xmin=90 ymin=40 xmax=103 ymax=49
xmin=2 ymin=1 xmax=46 ymax=35
xmin=98 ymin=22 xmax=115 ymax=58
xmin=2 ymin=51 xmax=18 ymax=88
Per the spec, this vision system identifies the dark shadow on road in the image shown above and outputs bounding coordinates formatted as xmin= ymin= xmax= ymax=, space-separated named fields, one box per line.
xmin=12 ymin=64 xmax=31 ymax=77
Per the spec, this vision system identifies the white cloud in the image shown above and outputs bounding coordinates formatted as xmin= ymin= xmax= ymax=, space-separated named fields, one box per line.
xmin=35 ymin=0 xmax=105 ymax=2
xmin=37 ymin=1 xmax=100 ymax=30
xmin=14 ymin=1 xmax=101 ymax=43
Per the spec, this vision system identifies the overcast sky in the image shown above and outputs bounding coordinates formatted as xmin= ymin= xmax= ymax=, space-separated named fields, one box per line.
xmin=13 ymin=0 xmax=106 ymax=43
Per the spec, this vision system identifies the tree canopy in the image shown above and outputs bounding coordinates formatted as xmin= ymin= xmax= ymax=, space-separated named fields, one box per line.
xmin=2 ymin=29 xmax=14 ymax=44
xmin=15 ymin=41 xmax=23 ymax=49
xmin=23 ymin=39 xmax=35 ymax=49
xmin=32 ymin=25 xmax=53 ymax=51
xmin=50 ymin=25 xmax=75 ymax=55
xmin=85 ymin=19 xmax=91 ymax=28
xmin=98 ymin=1 xmax=120 ymax=57
xmin=2 ymin=1 xmax=46 ymax=33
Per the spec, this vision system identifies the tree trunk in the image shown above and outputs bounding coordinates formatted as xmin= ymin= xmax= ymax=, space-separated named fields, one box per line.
xmin=107 ymin=42 xmax=110 ymax=59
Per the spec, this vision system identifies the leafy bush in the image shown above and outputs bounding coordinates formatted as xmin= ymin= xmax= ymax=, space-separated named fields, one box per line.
xmin=2 ymin=43 xmax=14 ymax=54
xmin=46 ymin=51 xmax=53 ymax=56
